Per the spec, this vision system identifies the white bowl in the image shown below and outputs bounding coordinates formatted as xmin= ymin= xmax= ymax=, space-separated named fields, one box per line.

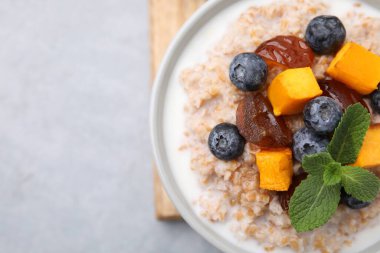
xmin=150 ymin=1 xmax=380 ymax=252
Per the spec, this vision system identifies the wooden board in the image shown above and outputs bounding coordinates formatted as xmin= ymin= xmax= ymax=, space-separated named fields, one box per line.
xmin=149 ymin=0 xmax=205 ymax=220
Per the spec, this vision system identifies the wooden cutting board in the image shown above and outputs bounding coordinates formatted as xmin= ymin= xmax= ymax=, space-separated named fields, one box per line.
xmin=150 ymin=0 xmax=205 ymax=220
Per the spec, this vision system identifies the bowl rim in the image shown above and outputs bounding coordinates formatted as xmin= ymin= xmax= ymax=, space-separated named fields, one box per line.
xmin=150 ymin=1 xmax=380 ymax=253
xmin=150 ymin=1 xmax=247 ymax=252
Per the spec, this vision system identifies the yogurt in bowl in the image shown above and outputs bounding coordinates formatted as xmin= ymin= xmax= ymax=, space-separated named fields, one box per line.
xmin=151 ymin=0 xmax=380 ymax=252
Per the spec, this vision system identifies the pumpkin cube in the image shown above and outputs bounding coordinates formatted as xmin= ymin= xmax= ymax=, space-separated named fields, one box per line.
xmin=268 ymin=67 xmax=322 ymax=116
xmin=327 ymin=42 xmax=380 ymax=95
xmin=352 ymin=124 xmax=380 ymax=168
xmin=256 ymin=148 xmax=293 ymax=191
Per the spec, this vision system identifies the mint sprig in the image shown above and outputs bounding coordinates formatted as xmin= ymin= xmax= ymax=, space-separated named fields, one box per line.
xmin=289 ymin=103 xmax=380 ymax=233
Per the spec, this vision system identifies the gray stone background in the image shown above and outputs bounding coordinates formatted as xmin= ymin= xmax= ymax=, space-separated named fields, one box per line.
xmin=0 ymin=0 xmax=220 ymax=252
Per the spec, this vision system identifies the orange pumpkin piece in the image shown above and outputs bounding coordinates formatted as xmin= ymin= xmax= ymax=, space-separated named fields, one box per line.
xmin=352 ymin=124 xmax=380 ymax=168
xmin=327 ymin=42 xmax=380 ymax=95
xmin=256 ymin=148 xmax=293 ymax=191
xmin=268 ymin=67 xmax=323 ymax=116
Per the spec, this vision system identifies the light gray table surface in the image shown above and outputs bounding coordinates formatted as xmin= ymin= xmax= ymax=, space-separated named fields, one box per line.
xmin=0 ymin=0 xmax=220 ymax=252
xmin=2 ymin=0 xmax=380 ymax=253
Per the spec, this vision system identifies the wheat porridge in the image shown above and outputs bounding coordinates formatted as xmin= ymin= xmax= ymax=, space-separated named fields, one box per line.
xmin=178 ymin=0 xmax=380 ymax=252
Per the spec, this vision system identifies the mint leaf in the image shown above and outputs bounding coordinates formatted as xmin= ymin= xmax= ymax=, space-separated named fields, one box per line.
xmin=323 ymin=162 xmax=342 ymax=186
xmin=341 ymin=166 xmax=380 ymax=202
xmin=289 ymin=104 xmax=378 ymax=233
xmin=302 ymin=152 xmax=334 ymax=175
xmin=289 ymin=175 xmax=341 ymax=232
xmin=328 ymin=103 xmax=370 ymax=164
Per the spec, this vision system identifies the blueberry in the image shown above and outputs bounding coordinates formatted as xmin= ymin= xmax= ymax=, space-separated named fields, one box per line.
xmin=292 ymin=128 xmax=329 ymax=162
xmin=370 ymin=85 xmax=380 ymax=114
xmin=304 ymin=96 xmax=343 ymax=135
xmin=229 ymin=53 xmax=268 ymax=91
xmin=305 ymin=15 xmax=346 ymax=55
xmin=341 ymin=189 xmax=371 ymax=209
xmin=208 ymin=123 xmax=245 ymax=161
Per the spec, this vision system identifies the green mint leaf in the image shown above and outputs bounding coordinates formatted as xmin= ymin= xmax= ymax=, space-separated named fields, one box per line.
xmin=323 ymin=162 xmax=342 ymax=186
xmin=289 ymin=175 xmax=341 ymax=232
xmin=341 ymin=166 xmax=380 ymax=202
xmin=328 ymin=103 xmax=370 ymax=164
xmin=302 ymin=152 xmax=334 ymax=175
